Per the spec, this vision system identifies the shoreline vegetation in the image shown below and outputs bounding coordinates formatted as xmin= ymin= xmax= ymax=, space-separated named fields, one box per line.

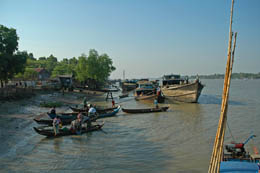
xmin=190 ymin=72 xmax=260 ymax=79
xmin=0 ymin=24 xmax=116 ymax=90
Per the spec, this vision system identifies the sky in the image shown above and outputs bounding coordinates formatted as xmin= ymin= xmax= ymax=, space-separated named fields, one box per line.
xmin=1 ymin=0 xmax=260 ymax=79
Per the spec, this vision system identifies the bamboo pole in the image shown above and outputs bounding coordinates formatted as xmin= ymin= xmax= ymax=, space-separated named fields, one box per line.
xmin=208 ymin=0 xmax=235 ymax=172
xmin=208 ymin=31 xmax=237 ymax=173
xmin=215 ymin=34 xmax=237 ymax=172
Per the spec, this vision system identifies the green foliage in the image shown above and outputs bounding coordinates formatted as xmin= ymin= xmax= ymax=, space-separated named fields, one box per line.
xmin=75 ymin=54 xmax=88 ymax=82
xmin=46 ymin=54 xmax=58 ymax=72
xmin=0 ymin=24 xmax=18 ymax=54
xmin=51 ymin=60 xmax=75 ymax=77
xmin=23 ymin=68 xmax=38 ymax=79
xmin=75 ymin=49 xmax=116 ymax=83
xmin=0 ymin=25 xmax=27 ymax=82
xmin=40 ymin=101 xmax=63 ymax=108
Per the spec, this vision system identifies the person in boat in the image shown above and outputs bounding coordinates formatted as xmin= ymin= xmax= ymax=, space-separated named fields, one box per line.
xmin=83 ymin=97 xmax=88 ymax=108
xmin=156 ymin=86 xmax=161 ymax=96
xmin=50 ymin=106 xmax=56 ymax=115
xmin=88 ymin=104 xmax=97 ymax=118
xmin=84 ymin=115 xmax=91 ymax=130
xmin=112 ymin=99 xmax=115 ymax=108
xmin=53 ymin=115 xmax=61 ymax=136
xmin=70 ymin=113 xmax=84 ymax=134
xmin=154 ymin=99 xmax=159 ymax=109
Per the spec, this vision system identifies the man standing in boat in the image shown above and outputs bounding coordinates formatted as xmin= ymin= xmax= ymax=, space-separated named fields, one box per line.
xmin=87 ymin=104 xmax=97 ymax=130
xmin=156 ymin=86 xmax=161 ymax=96
xmin=83 ymin=97 xmax=88 ymax=108
xmin=50 ymin=106 xmax=56 ymax=115
xmin=112 ymin=99 xmax=115 ymax=108
xmin=154 ymin=99 xmax=159 ymax=109
xmin=53 ymin=116 xmax=61 ymax=136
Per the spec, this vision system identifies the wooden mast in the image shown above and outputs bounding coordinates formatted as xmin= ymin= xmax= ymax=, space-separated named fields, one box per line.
xmin=208 ymin=0 xmax=236 ymax=172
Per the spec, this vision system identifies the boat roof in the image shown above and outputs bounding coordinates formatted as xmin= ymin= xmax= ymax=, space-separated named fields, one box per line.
xmin=163 ymin=74 xmax=181 ymax=79
xmin=137 ymin=81 xmax=153 ymax=84
xmin=220 ymin=161 xmax=259 ymax=173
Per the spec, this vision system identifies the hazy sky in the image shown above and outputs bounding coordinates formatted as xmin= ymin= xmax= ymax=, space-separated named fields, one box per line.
xmin=1 ymin=0 xmax=259 ymax=79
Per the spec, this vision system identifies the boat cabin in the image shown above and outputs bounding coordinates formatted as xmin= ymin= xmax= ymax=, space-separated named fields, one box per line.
xmin=162 ymin=74 xmax=188 ymax=86
xmin=135 ymin=81 xmax=156 ymax=96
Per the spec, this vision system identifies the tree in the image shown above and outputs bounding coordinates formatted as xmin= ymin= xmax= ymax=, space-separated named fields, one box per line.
xmin=51 ymin=60 xmax=75 ymax=77
xmin=46 ymin=54 xmax=58 ymax=73
xmin=23 ymin=68 xmax=38 ymax=80
xmin=74 ymin=49 xmax=116 ymax=84
xmin=0 ymin=25 xmax=26 ymax=87
xmin=75 ymin=54 xmax=89 ymax=82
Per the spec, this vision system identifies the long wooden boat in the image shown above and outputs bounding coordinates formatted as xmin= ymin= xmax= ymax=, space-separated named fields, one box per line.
xmin=161 ymin=74 xmax=204 ymax=103
xmin=34 ymin=106 xmax=121 ymax=126
xmin=47 ymin=112 xmax=77 ymax=120
xmin=96 ymin=106 xmax=121 ymax=119
xmin=34 ymin=118 xmax=74 ymax=126
xmin=33 ymin=123 xmax=104 ymax=137
xmin=122 ymin=106 xmax=169 ymax=114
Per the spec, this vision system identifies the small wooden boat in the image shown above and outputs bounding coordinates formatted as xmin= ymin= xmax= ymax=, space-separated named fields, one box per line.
xmin=34 ymin=118 xmax=74 ymax=126
xmin=33 ymin=123 xmax=104 ymax=137
xmin=97 ymin=106 xmax=120 ymax=119
xmin=61 ymin=112 xmax=87 ymax=116
xmin=47 ymin=113 xmax=77 ymax=120
xmin=122 ymin=106 xmax=169 ymax=114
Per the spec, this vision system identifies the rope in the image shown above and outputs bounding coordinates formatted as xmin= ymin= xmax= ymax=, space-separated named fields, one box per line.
xmin=226 ymin=120 xmax=235 ymax=142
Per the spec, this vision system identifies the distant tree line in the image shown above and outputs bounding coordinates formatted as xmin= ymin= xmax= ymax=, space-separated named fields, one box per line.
xmin=190 ymin=73 xmax=260 ymax=79
xmin=0 ymin=24 xmax=116 ymax=87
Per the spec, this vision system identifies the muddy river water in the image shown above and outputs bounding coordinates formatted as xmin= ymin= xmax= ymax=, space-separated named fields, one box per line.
xmin=0 ymin=79 xmax=260 ymax=173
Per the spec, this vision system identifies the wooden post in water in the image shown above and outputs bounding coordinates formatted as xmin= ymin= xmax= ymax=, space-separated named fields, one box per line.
xmin=208 ymin=0 xmax=235 ymax=172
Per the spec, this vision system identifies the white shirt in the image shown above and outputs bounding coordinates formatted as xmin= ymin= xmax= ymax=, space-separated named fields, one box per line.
xmin=88 ymin=107 xmax=96 ymax=113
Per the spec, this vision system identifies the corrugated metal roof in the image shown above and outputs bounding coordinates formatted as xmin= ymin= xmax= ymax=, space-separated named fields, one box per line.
xmin=220 ymin=161 xmax=259 ymax=172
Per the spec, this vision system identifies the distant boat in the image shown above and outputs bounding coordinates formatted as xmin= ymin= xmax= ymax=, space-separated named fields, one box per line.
xmin=121 ymin=82 xmax=137 ymax=92
xmin=161 ymin=74 xmax=204 ymax=103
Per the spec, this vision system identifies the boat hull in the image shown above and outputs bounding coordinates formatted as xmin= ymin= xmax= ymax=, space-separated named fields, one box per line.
xmin=122 ymin=106 xmax=169 ymax=113
xmin=33 ymin=124 xmax=104 ymax=137
xmin=161 ymin=80 xmax=204 ymax=103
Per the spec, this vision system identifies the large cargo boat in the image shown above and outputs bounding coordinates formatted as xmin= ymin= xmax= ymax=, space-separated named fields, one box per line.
xmin=161 ymin=74 xmax=204 ymax=103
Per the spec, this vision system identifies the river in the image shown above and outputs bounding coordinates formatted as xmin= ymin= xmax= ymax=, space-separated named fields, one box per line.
xmin=0 ymin=79 xmax=260 ymax=173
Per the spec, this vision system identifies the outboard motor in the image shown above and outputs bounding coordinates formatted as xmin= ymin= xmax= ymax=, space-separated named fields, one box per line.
xmin=225 ymin=143 xmax=245 ymax=157
xmin=225 ymin=134 xmax=256 ymax=158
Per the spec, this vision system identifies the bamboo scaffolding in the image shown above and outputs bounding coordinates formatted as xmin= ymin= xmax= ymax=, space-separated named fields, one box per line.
xmin=208 ymin=0 xmax=236 ymax=172
xmin=214 ymin=33 xmax=237 ymax=172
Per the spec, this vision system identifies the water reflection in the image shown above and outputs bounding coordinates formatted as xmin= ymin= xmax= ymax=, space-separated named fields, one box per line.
xmin=199 ymin=94 xmax=245 ymax=106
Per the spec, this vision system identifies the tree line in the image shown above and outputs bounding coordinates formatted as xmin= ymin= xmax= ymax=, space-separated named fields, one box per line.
xmin=190 ymin=73 xmax=260 ymax=79
xmin=0 ymin=24 xmax=116 ymax=87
